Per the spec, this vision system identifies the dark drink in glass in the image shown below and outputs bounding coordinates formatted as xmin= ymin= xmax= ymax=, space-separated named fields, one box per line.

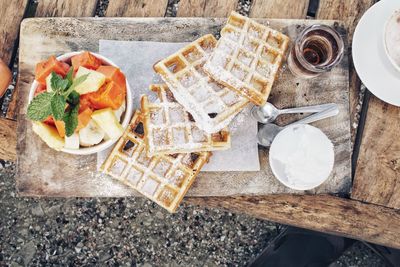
xmin=287 ymin=25 xmax=344 ymax=78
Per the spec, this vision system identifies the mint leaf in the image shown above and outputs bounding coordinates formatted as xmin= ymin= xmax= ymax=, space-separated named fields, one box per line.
xmin=63 ymin=103 xmax=79 ymax=137
xmin=59 ymin=79 xmax=69 ymax=91
xmin=50 ymin=72 xmax=69 ymax=92
xmin=67 ymin=90 xmax=80 ymax=106
xmin=51 ymin=94 xmax=66 ymax=121
xmin=64 ymin=74 xmax=89 ymax=96
xmin=27 ymin=92 xmax=54 ymax=121
xmin=28 ymin=69 xmax=88 ymax=134
xmin=66 ymin=67 xmax=74 ymax=88
xmin=50 ymin=72 xmax=63 ymax=92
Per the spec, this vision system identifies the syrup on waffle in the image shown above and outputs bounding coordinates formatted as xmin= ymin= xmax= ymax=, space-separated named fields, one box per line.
xmin=153 ymin=34 xmax=249 ymax=134
xmin=101 ymin=111 xmax=211 ymax=213
xmin=204 ymin=11 xmax=290 ymax=106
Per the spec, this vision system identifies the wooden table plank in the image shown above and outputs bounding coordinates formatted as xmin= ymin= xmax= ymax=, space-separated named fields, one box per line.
xmin=316 ymin=0 xmax=376 ymax=143
xmin=316 ymin=0 xmax=376 ymax=41
xmin=249 ymin=0 xmax=309 ymax=19
xmin=177 ymin=0 xmax=238 ymax=17
xmin=352 ymin=97 xmax=400 ymax=209
xmin=0 ymin=118 xmax=16 ymax=161
xmin=0 ymin=0 xmax=28 ymax=65
xmin=106 ymin=0 xmax=168 ymax=17
xmin=6 ymin=80 xmax=18 ymax=120
xmin=187 ymin=194 xmax=400 ymax=249
xmin=35 ymin=0 xmax=98 ymax=17
xmin=16 ymin=17 xmax=351 ymax=197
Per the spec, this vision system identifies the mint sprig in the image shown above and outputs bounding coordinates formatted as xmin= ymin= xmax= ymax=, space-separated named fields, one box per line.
xmin=27 ymin=68 xmax=89 ymax=137
xmin=27 ymin=92 xmax=53 ymax=121
xmin=63 ymin=103 xmax=80 ymax=137
xmin=51 ymin=94 xmax=66 ymax=120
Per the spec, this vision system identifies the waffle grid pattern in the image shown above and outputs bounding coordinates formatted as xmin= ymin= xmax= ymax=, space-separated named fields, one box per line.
xmin=204 ymin=11 xmax=290 ymax=106
xmin=101 ymin=111 xmax=211 ymax=213
xmin=153 ymin=34 xmax=249 ymax=134
xmin=141 ymin=84 xmax=230 ymax=156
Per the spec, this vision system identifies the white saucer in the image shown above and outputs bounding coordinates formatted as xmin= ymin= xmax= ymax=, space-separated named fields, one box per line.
xmin=353 ymin=0 xmax=400 ymax=107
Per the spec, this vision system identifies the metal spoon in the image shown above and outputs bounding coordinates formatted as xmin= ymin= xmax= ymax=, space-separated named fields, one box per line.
xmin=257 ymin=104 xmax=339 ymax=147
xmin=251 ymin=102 xmax=337 ymax=123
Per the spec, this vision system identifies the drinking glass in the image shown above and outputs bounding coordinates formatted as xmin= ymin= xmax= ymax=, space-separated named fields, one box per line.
xmin=287 ymin=24 xmax=344 ymax=78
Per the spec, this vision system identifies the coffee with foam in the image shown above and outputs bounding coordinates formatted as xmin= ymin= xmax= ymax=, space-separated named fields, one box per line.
xmin=385 ymin=9 xmax=400 ymax=70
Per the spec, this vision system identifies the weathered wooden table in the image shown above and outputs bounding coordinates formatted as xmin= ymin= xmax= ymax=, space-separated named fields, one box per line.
xmin=1 ymin=0 xmax=400 ymax=249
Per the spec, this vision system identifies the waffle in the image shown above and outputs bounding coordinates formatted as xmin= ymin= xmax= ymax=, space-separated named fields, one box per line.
xmin=101 ymin=110 xmax=211 ymax=213
xmin=203 ymin=11 xmax=290 ymax=106
xmin=141 ymin=84 xmax=231 ymax=156
xmin=153 ymin=34 xmax=249 ymax=134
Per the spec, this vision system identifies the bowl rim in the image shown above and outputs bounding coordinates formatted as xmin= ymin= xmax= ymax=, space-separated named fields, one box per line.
xmin=28 ymin=51 xmax=133 ymax=155
xmin=268 ymin=124 xmax=335 ymax=191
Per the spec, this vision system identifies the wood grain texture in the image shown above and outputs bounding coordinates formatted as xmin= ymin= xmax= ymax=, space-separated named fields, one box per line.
xmin=106 ymin=0 xmax=168 ymax=17
xmin=0 ymin=0 xmax=28 ymax=65
xmin=35 ymin=0 xmax=98 ymax=17
xmin=177 ymin=0 xmax=237 ymax=17
xmin=249 ymin=0 xmax=309 ymax=19
xmin=186 ymin=195 xmax=400 ymax=249
xmin=316 ymin=0 xmax=376 ymax=143
xmin=16 ymin=18 xmax=351 ymax=197
xmin=6 ymin=79 xmax=18 ymax=120
xmin=352 ymin=96 xmax=400 ymax=209
xmin=0 ymin=118 xmax=16 ymax=161
xmin=36 ymin=0 xmax=98 ymax=17
xmin=317 ymin=0 xmax=376 ymax=42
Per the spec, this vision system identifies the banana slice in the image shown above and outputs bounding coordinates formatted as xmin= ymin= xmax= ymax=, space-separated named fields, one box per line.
xmin=32 ymin=122 xmax=65 ymax=150
xmin=65 ymin=133 xmax=80 ymax=150
xmin=79 ymin=119 xmax=105 ymax=147
xmin=114 ymin=101 xmax=126 ymax=121
xmin=74 ymin=67 xmax=106 ymax=95
xmin=91 ymin=108 xmax=124 ymax=140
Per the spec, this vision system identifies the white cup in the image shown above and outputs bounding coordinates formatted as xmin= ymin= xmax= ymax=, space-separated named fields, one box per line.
xmin=383 ymin=9 xmax=400 ymax=72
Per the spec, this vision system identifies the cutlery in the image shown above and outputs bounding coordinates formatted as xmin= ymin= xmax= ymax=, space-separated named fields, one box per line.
xmin=257 ymin=104 xmax=339 ymax=147
xmin=251 ymin=102 xmax=337 ymax=123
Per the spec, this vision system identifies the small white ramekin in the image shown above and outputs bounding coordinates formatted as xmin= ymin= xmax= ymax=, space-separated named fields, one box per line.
xmin=28 ymin=51 xmax=133 ymax=155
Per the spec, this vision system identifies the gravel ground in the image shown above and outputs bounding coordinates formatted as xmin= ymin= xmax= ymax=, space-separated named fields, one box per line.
xmin=0 ymin=163 xmax=387 ymax=266
xmin=0 ymin=0 xmax=389 ymax=266
xmin=0 ymin=164 xmax=280 ymax=266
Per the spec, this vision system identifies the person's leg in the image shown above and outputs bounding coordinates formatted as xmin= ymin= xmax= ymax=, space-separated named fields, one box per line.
xmin=248 ymin=226 xmax=355 ymax=267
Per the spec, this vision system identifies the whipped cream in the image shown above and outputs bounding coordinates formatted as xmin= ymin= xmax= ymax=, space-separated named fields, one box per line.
xmin=269 ymin=124 xmax=334 ymax=190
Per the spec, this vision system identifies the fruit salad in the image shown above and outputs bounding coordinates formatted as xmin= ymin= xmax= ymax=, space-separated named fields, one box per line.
xmin=27 ymin=51 xmax=127 ymax=151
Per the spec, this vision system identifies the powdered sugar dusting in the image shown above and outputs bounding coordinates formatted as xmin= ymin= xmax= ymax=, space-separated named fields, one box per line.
xmin=172 ymin=128 xmax=187 ymax=144
xmin=203 ymin=12 xmax=289 ymax=106
xmin=141 ymin=178 xmax=159 ymax=195
xmin=153 ymin=35 xmax=250 ymax=133
xmin=110 ymin=158 xmax=126 ymax=176
xmin=144 ymin=85 xmax=230 ymax=155
xmin=168 ymin=169 xmax=186 ymax=187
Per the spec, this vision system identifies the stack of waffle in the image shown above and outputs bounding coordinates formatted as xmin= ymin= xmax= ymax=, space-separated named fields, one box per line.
xmin=102 ymin=11 xmax=290 ymax=212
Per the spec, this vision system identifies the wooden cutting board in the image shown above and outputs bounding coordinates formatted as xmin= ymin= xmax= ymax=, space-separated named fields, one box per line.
xmin=16 ymin=18 xmax=351 ymax=197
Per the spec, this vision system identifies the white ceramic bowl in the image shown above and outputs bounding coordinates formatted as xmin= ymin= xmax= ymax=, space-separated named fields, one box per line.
xmin=269 ymin=124 xmax=334 ymax=191
xmin=384 ymin=9 xmax=400 ymax=72
xmin=28 ymin=51 xmax=133 ymax=155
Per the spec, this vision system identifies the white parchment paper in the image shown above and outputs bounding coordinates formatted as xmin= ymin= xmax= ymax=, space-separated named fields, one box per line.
xmin=97 ymin=40 xmax=260 ymax=171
